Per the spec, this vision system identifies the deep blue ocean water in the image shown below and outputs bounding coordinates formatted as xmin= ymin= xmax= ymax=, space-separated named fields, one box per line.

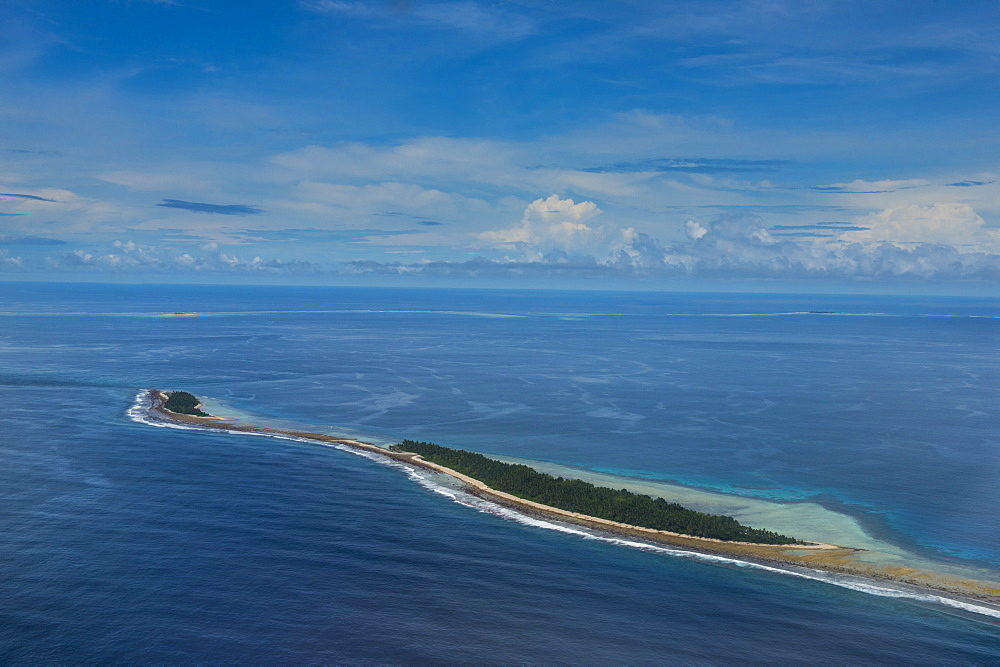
xmin=2 ymin=282 xmax=1000 ymax=662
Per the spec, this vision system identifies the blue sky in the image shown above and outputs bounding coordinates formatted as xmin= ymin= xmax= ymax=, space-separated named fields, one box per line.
xmin=2 ymin=0 xmax=1000 ymax=291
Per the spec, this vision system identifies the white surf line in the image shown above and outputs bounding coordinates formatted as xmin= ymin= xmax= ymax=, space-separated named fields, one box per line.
xmin=130 ymin=390 xmax=1000 ymax=621
xmin=389 ymin=459 xmax=1000 ymax=621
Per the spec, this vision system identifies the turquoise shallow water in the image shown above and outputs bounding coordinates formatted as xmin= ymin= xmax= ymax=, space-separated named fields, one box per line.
xmin=2 ymin=283 xmax=999 ymax=661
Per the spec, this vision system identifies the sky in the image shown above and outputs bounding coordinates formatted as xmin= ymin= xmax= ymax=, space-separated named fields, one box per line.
xmin=2 ymin=0 xmax=1000 ymax=292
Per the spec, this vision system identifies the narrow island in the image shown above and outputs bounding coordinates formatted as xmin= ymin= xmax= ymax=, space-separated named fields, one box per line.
xmin=150 ymin=390 xmax=801 ymax=547
xmin=145 ymin=389 xmax=1000 ymax=607
xmin=395 ymin=440 xmax=800 ymax=545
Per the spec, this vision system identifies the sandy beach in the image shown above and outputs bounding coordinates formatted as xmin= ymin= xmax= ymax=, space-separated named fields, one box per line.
xmin=148 ymin=390 xmax=1000 ymax=608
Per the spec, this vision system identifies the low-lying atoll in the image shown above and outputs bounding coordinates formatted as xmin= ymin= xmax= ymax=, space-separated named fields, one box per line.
xmin=146 ymin=389 xmax=1000 ymax=609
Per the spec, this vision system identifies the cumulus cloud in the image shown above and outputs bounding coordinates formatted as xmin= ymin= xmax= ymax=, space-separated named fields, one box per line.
xmin=601 ymin=209 xmax=1000 ymax=280
xmin=7 ymin=197 xmax=1000 ymax=283
xmin=32 ymin=239 xmax=313 ymax=274
xmin=611 ymin=213 xmax=800 ymax=275
xmin=479 ymin=195 xmax=602 ymax=254
xmin=843 ymin=203 xmax=999 ymax=248
xmin=684 ymin=219 xmax=708 ymax=240
xmin=0 ymin=248 xmax=23 ymax=268
xmin=468 ymin=206 xmax=1000 ymax=281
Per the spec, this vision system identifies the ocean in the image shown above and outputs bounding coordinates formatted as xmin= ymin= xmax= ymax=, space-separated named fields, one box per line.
xmin=2 ymin=282 xmax=999 ymax=662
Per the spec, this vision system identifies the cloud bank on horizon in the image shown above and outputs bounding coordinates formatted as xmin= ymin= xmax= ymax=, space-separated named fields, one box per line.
xmin=2 ymin=0 xmax=1000 ymax=289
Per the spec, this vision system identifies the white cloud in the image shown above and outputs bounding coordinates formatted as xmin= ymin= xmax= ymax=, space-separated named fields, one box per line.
xmin=611 ymin=228 xmax=675 ymax=271
xmin=479 ymin=195 xmax=602 ymax=251
xmin=684 ymin=219 xmax=708 ymax=240
xmin=11 ymin=209 xmax=1000 ymax=282
xmin=844 ymin=203 xmax=999 ymax=248
xmin=0 ymin=248 xmax=23 ymax=268
xmin=603 ymin=211 xmax=1000 ymax=280
xmin=34 ymin=239 xmax=312 ymax=274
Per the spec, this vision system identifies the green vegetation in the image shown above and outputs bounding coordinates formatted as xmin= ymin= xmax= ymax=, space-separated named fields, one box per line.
xmin=163 ymin=391 xmax=209 ymax=417
xmin=395 ymin=439 xmax=799 ymax=545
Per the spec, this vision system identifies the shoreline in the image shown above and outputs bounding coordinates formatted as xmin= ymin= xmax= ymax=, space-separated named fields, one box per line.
xmin=146 ymin=390 xmax=1000 ymax=609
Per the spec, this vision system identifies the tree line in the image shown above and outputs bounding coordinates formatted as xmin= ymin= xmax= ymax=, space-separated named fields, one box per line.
xmin=395 ymin=439 xmax=799 ymax=545
xmin=163 ymin=391 xmax=209 ymax=417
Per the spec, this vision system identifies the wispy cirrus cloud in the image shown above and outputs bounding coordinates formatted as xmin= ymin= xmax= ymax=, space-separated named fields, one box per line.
xmin=583 ymin=157 xmax=791 ymax=175
xmin=301 ymin=0 xmax=536 ymax=41
xmin=271 ymin=137 xmax=656 ymax=204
